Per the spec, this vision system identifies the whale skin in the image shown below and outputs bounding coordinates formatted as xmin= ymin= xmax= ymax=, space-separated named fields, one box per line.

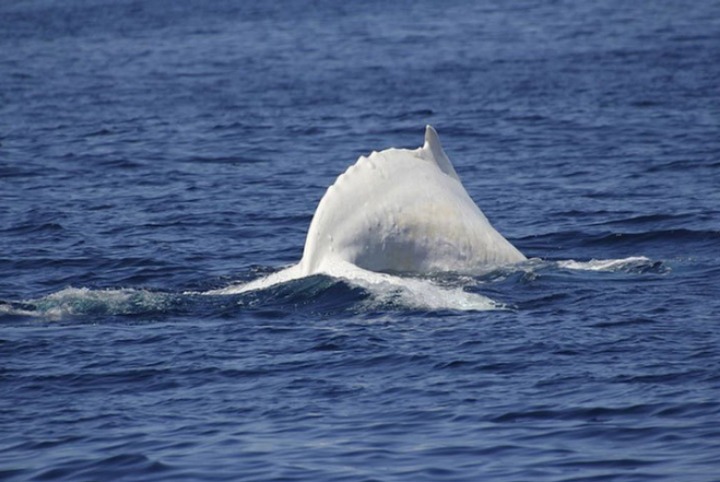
xmin=297 ymin=125 xmax=525 ymax=276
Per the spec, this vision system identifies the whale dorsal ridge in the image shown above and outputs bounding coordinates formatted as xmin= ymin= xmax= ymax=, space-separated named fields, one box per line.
xmin=421 ymin=125 xmax=461 ymax=182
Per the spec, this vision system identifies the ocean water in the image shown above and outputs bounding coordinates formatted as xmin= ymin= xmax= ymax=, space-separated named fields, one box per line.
xmin=2 ymin=0 xmax=720 ymax=480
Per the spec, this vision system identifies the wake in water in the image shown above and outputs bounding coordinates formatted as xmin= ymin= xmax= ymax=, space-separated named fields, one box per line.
xmin=0 ymin=256 xmax=665 ymax=320
xmin=207 ymin=255 xmax=665 ymax=310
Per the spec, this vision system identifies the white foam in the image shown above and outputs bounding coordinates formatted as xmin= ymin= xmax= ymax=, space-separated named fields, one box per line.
xmin=0 ymin=304 xmax=36 ymax=318
xmin=330 ymin=260 xmax=499 ymax=311
xmin=557 ymin=256 xmax=652 ymax=272
xmin=356 ymin=275 xmax=499 ymax=312
xmin=206 ymin=260 xmax=499 ymax=312
xmin=3 ymin=287 xmax=172 ymax=320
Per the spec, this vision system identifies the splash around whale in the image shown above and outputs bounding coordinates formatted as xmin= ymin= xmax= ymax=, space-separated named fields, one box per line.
xmin=212 ymin=126 xmax=526 ymax=300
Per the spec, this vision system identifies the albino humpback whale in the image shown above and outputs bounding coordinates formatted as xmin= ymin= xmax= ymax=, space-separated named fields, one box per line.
xmin=211 ymin=126 xmax=525 ymax=298
xmin=298 ymin=125 xmax=525 ymax=276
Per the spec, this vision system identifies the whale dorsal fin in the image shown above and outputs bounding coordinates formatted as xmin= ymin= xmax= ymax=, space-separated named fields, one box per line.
xmin=422 ymin=125 xmax=461 ymax=182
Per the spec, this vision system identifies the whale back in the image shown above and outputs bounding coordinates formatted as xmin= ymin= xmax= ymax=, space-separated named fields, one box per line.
xmin=299 ymin=126 xmax=525 ymax=276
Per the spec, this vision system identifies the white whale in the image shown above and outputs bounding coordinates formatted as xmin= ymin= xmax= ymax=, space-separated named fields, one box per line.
xmin=299 ymin=125 xmax=525 ymax=275
xmin=211 ymin=125 xmax=525 ymax=301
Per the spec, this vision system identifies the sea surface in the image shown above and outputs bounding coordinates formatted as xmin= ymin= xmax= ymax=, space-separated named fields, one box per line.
xmin=2 ymin=0 xmax=720 ymax=480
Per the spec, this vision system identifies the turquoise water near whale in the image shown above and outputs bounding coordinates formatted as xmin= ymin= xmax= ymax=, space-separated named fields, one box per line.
xmin=2 ymin=1 xmax=720 ymax=480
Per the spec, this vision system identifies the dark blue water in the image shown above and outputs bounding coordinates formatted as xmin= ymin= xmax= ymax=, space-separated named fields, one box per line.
xmin=2 ymin=1 xmax=720 ymax=480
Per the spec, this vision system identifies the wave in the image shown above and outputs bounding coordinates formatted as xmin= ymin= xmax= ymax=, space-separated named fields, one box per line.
xmin=206 ymin=262 xmax=500 ymax=312
xmin=520 ymin=228 xmax=719 ymax=250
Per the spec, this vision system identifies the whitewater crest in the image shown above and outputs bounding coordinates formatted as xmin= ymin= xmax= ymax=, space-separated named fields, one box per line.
xmin=211 ymin=126 xmax=526 ymax=310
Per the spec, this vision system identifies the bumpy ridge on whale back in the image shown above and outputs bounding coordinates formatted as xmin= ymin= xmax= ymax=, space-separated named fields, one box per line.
xmin=299 ymin=126 xmax=525 ymax=276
